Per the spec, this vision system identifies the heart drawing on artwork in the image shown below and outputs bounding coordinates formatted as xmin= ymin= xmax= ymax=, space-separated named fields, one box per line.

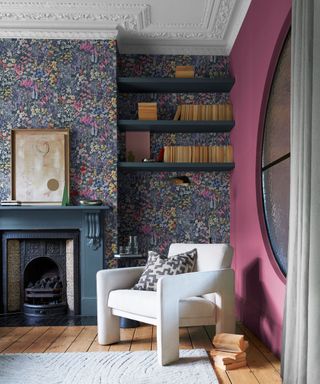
xmin=35 ymin=140 xmax=50 ymax=156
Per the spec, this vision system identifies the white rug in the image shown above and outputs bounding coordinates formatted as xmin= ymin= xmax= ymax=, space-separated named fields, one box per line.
xmin=0 ymin=349 xmax=218 ymax=384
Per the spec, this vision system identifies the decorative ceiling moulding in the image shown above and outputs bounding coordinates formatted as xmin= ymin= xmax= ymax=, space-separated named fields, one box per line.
xmin=0 ymin=29 xmax=118 ymax=40
xmin=117 ymin=0 xmax=252 ymax=56
xmin=0 ymin=1 xmax=150 ymax=39
xmin=119 ymin=42 xmax=228 ymax=56
xmin=0 ymin=0 xmax=251 ymax=55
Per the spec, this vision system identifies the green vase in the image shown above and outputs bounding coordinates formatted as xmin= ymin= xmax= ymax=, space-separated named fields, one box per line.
xmin=61 ymin=185 xmax=69 ymax=206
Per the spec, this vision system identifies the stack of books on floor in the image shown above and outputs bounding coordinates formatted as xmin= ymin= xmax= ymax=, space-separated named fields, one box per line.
xmin=173 ymin=103 xmax=233 ymax=121
xmin=211 ymin=333 xmax=249 ymax=371
xmin=138 ymin=102 xmax=158 ymax=120
xmin=163 ymin=145 xmax=233 ymax=163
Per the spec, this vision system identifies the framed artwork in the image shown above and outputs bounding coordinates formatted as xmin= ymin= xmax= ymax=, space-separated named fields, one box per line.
xmin=11 ymin=129 xmax=70 ymax=205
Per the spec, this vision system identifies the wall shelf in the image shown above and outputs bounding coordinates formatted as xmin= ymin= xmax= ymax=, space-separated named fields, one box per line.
xmin=118 ymin=162 xmax=235 ymax=172
xmin=117 ymin=77 xmax=235 ymax=93
xmin=118 ymin=120 xmax=234 ymax=133
xmin=0 ymin=205 xmax=110 ymax=210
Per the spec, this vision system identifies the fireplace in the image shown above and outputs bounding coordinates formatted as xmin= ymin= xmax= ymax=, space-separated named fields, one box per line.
xmin=0 ymin=206 xmax=106 ymax=316
xmin=2 ymin=231 xmax=80 ymax=317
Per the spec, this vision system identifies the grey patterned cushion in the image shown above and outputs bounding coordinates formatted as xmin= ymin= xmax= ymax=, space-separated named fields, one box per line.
xmin=132 ymin=249 xmax=197 ymax=291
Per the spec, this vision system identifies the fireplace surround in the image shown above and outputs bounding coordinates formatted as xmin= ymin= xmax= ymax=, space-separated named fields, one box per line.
xmin=0 ymin=206 xmax=108 ymax=316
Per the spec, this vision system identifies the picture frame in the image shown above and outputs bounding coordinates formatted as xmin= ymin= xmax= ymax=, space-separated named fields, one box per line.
xmin=11 ymin=128 xmax=70 ymax=205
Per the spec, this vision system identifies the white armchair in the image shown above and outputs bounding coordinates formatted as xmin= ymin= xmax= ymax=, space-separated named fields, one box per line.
xmin=97 ymin=243 xmax=235 ymax=365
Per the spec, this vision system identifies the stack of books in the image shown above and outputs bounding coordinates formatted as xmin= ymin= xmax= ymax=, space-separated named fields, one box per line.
xmin=173 ymin=104 xmax=233 ymax=121
xmin=163 ymin=145 xmax=233 ymax=163
xmin=175 ymin=65 xmax=195 ymax=78
xmin=138 ymin=102 xmax=158 ymax=120
xmin=210 ymin=333 xmax=249 ymax=371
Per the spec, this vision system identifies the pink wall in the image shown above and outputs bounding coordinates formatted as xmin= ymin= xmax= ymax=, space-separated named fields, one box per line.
xmin=230 ymin=0 xmax=291 ymax=356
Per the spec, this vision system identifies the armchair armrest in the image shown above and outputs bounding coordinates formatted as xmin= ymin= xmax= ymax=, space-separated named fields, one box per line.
xmin=157 ymin=268 xmax=234 ymax=300
xmin=96 ymin=267 xmax=144 ymax=345
xmin=156 ymin=269 xmax=235 ymax=365
xmin=97 ymin=267 xmax=145 ymax=293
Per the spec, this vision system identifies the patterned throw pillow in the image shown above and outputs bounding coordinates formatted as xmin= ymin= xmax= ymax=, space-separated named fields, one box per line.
xmin=132 ymin=249 xmax=197 ymax=291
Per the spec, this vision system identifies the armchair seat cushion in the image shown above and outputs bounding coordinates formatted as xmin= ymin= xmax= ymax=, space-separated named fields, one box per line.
xmin=108 ymin=289 xmax=216 ymax=320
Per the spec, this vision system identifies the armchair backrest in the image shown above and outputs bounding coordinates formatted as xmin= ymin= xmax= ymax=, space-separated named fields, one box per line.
xmin=168 ymin=243 xmax=233 ymax=272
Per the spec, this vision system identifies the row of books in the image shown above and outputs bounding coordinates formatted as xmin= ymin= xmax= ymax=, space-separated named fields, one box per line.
xmin=174 ymin=103 xmax=233 ymax=121
xmin=163 ymin=145 xmax=233 ymax=163
xmin=210 ymin=333 xmax=249 ymax=371
xmin=137 ymin=102 xmax=233 ymax=122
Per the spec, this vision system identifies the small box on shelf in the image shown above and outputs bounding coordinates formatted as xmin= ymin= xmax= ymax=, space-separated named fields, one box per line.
xmin=175 ymin=65 xmax=195 ymax=78
xmin=138 ymin=102 xmax=157 ymax=120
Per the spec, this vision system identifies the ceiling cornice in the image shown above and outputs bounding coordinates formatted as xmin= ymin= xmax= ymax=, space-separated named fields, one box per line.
xmin=0 ymin=1 xmax=251 ymax=55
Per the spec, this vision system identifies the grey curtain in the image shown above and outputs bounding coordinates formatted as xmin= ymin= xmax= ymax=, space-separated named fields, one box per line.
xmin=282 ymin=0 xmax=320 ymax=383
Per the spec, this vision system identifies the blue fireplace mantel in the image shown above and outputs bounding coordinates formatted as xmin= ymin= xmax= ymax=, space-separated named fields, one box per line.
xmin=0 ymin=205 xmax=110 ymax=316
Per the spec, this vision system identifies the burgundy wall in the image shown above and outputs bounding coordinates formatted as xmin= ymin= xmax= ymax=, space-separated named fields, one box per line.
xmin=230 ymin=0 xmax=291 ymax=356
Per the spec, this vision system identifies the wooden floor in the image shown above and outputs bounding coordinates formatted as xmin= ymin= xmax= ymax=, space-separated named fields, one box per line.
xmin=0 ymin=324 xmax=281 ymax=384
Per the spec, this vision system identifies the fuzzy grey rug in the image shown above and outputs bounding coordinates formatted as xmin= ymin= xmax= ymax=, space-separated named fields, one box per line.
xmin=0 ymin=349 xmax=218 ymax=384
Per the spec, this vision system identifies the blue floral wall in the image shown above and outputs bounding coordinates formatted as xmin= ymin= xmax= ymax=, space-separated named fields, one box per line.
xmin=117 ymin=54 xmax=232 ymax=258
xmin=0 ymin=45 xmax=232 ymax=265
xmin=0 ymin=39 xmax=118 ymax=261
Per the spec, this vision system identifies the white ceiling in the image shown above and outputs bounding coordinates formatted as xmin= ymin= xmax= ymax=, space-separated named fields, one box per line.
xmin=0 ymin=0 xmax=251 ymax=55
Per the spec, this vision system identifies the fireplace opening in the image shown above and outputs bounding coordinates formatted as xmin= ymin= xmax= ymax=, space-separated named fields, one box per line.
xmin=2 ymin=231 xmax=80 ymax=317
xmin=23 ymin=257 xmax=67 ymax=317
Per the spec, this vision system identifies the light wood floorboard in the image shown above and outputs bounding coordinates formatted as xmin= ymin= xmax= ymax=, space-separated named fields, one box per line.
xmin=3 ymin=326 xmax=49 ymax=353
xmin=0 ymin=327 xmax=33 ymax=352
xmin=67 ymin=326 xmax=97 ymax=352
xmin=109 ymin=328 xmax=135 ymax=352
xmin=24 ymin=326 xmax=66 ymax=353
xmin=45 ymin=326 xmax=84 ymax=353
xmin=0 ymin=324 xmax=282 ymax=384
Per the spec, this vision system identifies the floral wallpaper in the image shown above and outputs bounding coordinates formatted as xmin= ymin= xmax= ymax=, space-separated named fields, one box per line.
xmin=0 ymin=39 xmax=118 ymax=261
xmin=117 ymin=54 xmax=232 ymax=259
xmin=0 ymin=45 xmax=232 ymax=265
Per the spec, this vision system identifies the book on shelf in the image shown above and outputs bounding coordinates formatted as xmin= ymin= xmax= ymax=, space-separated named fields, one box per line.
xmin=180 ymin=105 xmax=186 ymax=120
xmin=211 ymin=104 xmax=219 ymax=120
xmin=172 ymin=103 xmax=233 ymax=121
xmin=175 ymin=65 xmax=195 ymax=78
xmin=173 ymin=105 xmax=182 ymax=120
xmin=216 ymin=146 xmax=225 ymax=163
xmin=224 ymin=145 xmax=233 ymax=162
xmin=218 ymin=104 xmax=225 ymax=120
xmin=138 ymin=102 xmax=157 ymax=120
xmin=225 ymin=102 xmax=233 ymax=120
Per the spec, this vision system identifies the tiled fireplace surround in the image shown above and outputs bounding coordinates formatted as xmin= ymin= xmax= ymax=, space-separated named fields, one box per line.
xmin=0 ymin=207 xmax=107 ymax=316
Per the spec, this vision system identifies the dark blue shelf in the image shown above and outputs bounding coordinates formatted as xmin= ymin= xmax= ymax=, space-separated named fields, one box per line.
xmin=118 ymin=120 xmax=234 ymax=133
xmin=117 ymin=77 xmax=234 ymax=93
xmin=0 ymin=205 xmax=110 ymax=210
xmin=118 ymin=162 xmax=235 ymax=172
